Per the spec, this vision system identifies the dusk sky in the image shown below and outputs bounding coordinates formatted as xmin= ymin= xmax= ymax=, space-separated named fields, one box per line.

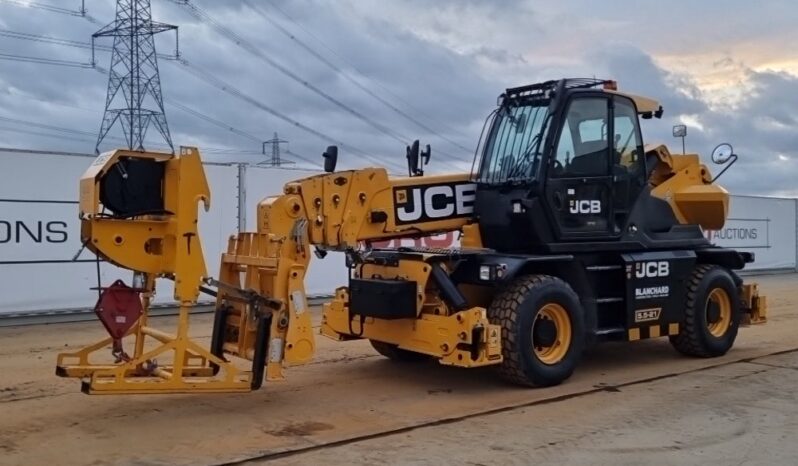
xmin=0 ymin=0 xmax=796 ymax=195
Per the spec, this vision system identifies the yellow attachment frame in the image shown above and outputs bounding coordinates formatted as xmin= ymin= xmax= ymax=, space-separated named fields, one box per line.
xmin=322 ymin=287 xmax=502 ymax=367
xmin=320 ymin=257 xmax=502 ymax=367
xmin=741 ymin=283 xmax=768 ymax=325
xmin=57 ymin=147 xmax=255 ymax=394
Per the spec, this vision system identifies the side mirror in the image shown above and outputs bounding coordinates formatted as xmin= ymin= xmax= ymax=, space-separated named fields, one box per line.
xmin=709 ymin=142 xmax=737 ymax=182
xmin=323 ymin=145 xmax=338 ymax=173
xmin=406 ymin=140 xmax=420 ymax=176
xmin=421 ymin=144 xmax=431 ymax=166
xmin=711 ymin=143 xmax=734 ymax=164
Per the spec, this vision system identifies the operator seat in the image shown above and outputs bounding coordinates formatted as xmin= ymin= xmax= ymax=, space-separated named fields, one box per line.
xmin=566 ymin=140 xmax=608 ymax=176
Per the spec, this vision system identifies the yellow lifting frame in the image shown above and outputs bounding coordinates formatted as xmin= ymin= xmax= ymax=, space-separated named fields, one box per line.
xmin=56 ymin=147 xmax=255 ymax=394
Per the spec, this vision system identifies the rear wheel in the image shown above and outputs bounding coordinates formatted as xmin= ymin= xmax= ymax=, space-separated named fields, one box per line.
xmin=370 ymin=340 xmax=429 ymax=362
xmin=487 ymin=275 xmax=585 ymax=387
xmin=669 ymin=265 xmax=741 ymax=357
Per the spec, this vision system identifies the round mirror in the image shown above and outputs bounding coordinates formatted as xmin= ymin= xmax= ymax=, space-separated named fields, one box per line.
xmin=711 ymin=143 xmax=734 ymax=164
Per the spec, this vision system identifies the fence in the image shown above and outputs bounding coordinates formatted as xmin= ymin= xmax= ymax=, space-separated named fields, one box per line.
xmin=1 ymin=148 xmax=795 ymax=320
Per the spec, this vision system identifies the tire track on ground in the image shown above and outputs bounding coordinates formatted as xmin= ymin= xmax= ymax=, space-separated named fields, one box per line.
xmin=219 ymin=347 xmax=798 ymax=465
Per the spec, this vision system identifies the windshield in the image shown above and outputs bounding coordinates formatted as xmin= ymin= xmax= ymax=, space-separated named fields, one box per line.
xmin=478 ymin=101 xmax=551 ymax=184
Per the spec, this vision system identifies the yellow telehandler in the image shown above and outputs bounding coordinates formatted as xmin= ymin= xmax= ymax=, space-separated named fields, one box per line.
xmin=56 ymin=78 xmax=766 ymax=394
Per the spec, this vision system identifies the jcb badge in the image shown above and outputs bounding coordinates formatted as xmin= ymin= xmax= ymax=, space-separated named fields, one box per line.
xmin=394 ymin=182 xmax=476 ymax=224
xmin=569 ymin=199 xmax=601 ymax=214
xmin=635 ymin=261 xmax=670 ymax=278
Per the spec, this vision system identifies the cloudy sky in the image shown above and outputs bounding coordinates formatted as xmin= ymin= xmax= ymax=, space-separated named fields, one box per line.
xmin=0 ymin=0 xmax=796 ymax=195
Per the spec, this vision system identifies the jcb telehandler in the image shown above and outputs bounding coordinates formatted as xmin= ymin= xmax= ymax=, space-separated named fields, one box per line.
xmin=57 ymin=78 xmax=766 ymax=394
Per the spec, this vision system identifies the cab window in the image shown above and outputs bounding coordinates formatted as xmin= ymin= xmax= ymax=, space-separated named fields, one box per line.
xmin=552 ymin=97 xmax=610 ymax=177
xmin=613 ymin=97 xmax=643 ymax=173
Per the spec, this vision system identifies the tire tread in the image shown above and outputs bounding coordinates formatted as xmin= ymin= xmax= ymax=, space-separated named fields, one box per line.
xmin=670 ymin=264 xmax=726 ymax=357
xmin=487 ymin=274 xmax=572 ymax=387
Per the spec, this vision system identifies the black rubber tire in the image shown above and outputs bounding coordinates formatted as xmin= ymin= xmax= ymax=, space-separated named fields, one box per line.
xmin=669 ymin=265 xmax=741 ymax=357
xmin=370 ymin=340 xmax=430 ymax=362
xmin=487 ymin=274 xmax=586 ymax=387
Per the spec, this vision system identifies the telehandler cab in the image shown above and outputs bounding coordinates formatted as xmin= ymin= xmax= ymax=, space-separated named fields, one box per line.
xmin=57 ymin=78 xmax=766 ymax=394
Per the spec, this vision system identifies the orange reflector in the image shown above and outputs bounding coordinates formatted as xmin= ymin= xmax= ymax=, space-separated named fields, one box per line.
xmin=603 ymin=80 xmax=618 ymax=91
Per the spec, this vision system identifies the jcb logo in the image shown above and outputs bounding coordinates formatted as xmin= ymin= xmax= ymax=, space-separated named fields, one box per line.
xmin=634 ymin=308 xmax=661 ymax=323
xmin=394 ymin=182 xmax=476 ymax=225
xmin=569 ymin=200 xmax=601 ymax=214
xmin=635 ymin=261 xmax=669 ymax=278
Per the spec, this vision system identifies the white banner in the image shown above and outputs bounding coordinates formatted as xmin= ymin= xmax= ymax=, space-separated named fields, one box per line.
xmin=1 ymin=150 xmax=796 ymax=316
xmin=705 ymin=195 xmax=797 ymax=271
xmin=0 ymin=200 xmax=75 ymax=262
xmin=0 ymin=150 xmax=239 ymax=314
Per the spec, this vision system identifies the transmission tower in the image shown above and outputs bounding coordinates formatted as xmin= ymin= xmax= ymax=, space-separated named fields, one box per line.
xmin=259 ymin=132 xmax=294 ymax=166
xmin=92 ymin=0 xmax=178 ymax=154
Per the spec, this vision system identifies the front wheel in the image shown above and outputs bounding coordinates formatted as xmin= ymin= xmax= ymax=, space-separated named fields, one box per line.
xmin=669 ymin=265 xmax=741 ymax=357
xmin=487 ymin=275 xmax=586 ymax=387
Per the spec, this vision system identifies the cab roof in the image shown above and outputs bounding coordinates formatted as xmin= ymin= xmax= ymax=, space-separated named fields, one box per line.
xmin=502 ymin=78 xmax=663 ymax=119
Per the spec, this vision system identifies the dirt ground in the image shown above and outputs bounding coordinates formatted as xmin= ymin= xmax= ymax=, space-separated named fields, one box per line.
xmin=0 ymin=273 xmax=796 ymax=466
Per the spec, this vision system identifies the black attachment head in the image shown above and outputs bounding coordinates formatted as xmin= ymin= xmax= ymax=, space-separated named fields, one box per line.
xmin=323 ymin=145 xmax=338 ymax=173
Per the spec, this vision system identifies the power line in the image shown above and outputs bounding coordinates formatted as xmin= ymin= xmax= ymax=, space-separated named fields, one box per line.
xmin=172 ymin=0 xmax=413 ymax=149
xmin=0 ymin=114 xmax=174 ymax=150
xmin=0 ymin=29 xmax=90 ymax=47
xmin=1 ymin=63 xmax=322 ymax=167
xmin=0 ymin=28 xmax=177 ymax=60
xmin=166 ymin=100 xmax=259 ymax=143
xmin=0 ymin=30 xmax=405 ymax=172
xmin=0 ymin=125 xmax=98 ymax=145
xmin=261 ymin=0 xmax=471 ymax=141
xmin=0 ymin=115 xmax=178 ymax=154
xmin=0 ymin=115 xmax=98 ymax=137
xmin=284 ymin=149 xmax=324 ymax=169
xmin=0 ymin=0 xmax=83 ymax=16
xmin=172 ymin=1 xmax=468 ymax=168
xmin=1 ymin=31 xmax=262 ymax=155
xmin=171 ymin=58 xmax=407 ymax=173
xmin=0 ymin=114 xmax=271 ymax=156
xmin=165 ymin=100 xmax=323 ymax=168
xmin=240 ymin=0 xmax=473 ymax=158
xmin=0 ymin=52 xmax=93 ymax=68
xmin=0 ymin=0 xmax=101 ymax=24
xmin=1 ymin=27 xmax=405 ymax=172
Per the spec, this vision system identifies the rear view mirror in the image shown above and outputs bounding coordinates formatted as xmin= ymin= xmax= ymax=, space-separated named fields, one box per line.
xmin=711 ymin=143 xmax=734 ymax=164
xmin=709 ymin=142 xmax=737 ymax=182
xmin=323 ymin=145 xmax=338 ymax=173
xmin=421 ymin=144 xmax=431 ymax=165
xmin=406 ymin=140 xmax=420 ymax=176
xmin=406 ymin=140 xmax=431 ymax=177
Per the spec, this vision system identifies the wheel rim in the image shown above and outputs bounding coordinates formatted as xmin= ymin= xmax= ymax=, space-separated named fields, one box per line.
xmin=706 ymin=288 xmax=732 ymax=338
xmin=532 ymin=303 xmax=571 ymax=365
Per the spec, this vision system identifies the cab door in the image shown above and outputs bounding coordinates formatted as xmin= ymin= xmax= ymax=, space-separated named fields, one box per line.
xmin=544 ymin=95 xmax=615 ymax=239
xmin=610 ymin=96 xmax=647 ymax=231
